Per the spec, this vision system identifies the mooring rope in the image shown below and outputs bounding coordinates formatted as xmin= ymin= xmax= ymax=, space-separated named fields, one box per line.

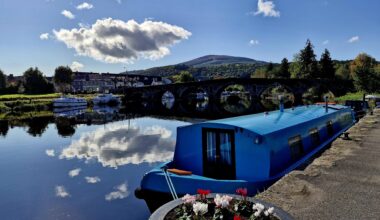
xmin=162 ymin=167 xmax=178 ymax=200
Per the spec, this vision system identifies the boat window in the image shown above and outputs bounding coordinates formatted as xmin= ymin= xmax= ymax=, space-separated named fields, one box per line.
xmin=309 ymin=128 xmax=320 ymax=147
xmin=202 ymin=128 xmax=235 ymax=180
xmin=288 ymin=135 xmax=304 ymax=162
xmin=326 ymin=120 xmax=334 ymax=136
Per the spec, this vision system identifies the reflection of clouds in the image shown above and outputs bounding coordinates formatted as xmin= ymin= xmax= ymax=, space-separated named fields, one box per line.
xmin=55 ymin=186 xmax=70 ymax=198
xmin=105 ymin=182 xmax=129 ymax=201
xmin=85 ymin=176 xmax=101 ymax=184
xmin=59 ymin=124 xmax=175 ymax=168
xmin=68 ymin=168 xmax=81 ymax=178
xmin=45 ymin=149 xmax=55 ymax=157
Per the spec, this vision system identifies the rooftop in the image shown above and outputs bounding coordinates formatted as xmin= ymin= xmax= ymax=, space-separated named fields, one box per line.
xmin=207 ymin=105 xmax=348 ymax=135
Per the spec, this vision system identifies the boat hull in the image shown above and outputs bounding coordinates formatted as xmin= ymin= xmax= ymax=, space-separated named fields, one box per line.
xmin=135 ymin=165 xmax=275 ymax=212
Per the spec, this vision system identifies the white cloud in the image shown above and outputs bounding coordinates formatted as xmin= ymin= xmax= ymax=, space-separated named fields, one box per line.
xmin=85 ymin=176 xmax=101 ymax=184
xmin=70 ymin=61 xmax=84 ymax=71
xmin=76 ymin=2 xmax=94 ymax=10
xmin=61 ymin=10 xmax=75 ymax=19
xmin=59 ymin=124 xmax=175 ymax=168
xmin=55 ymin=186 xmax=70 ymax=198
xmin=116 ymin=0 xmax=122 ymax=4
xmin=348 ymin=36 xmax=359 ymax=43
xmin=322 ymin=40 xmax=329 ymax=45
xmin=254 ymin=0 xmax=280 ymax=17
xmin=68 ymin=168 xmax=81 ymax=177
xmin=249 ymin=39 xmax=259 ymax=46
xmin=105 ymin=183 xmax=129 ymax=201
xmin=45 ymin=149 xmax=55 ymax=157
xmin=40 ymin=33 xmax=50 ymax=40
xmin=53 ymin=18 xmax=191 ymax=63
xmin=78 ymin=22 xmax=90 ymax=28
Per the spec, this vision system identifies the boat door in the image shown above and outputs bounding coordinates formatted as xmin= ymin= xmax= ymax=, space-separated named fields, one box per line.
xmin=202 ymin=128 xmax=236 ymax=179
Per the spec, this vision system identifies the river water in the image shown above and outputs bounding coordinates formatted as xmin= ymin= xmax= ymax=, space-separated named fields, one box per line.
xmin=0 ymin=109 xmax=195 ymax=220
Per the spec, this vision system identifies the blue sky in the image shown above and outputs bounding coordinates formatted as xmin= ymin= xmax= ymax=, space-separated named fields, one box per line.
xmin=0 ymin=0 xmax=379 ymax=76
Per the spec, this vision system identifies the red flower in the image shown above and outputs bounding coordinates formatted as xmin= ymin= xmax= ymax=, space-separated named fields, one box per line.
xmin=197 ymin=189 xmax=211 ymax=196
xmin=236 ymin=188 xmax=248 ymax=197
xmin=233 ymin=215 xmax=241 ymax=220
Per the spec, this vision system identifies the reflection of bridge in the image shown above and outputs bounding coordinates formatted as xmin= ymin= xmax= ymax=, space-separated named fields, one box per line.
xmin=123 ymin=78 xmax=355 ymax=116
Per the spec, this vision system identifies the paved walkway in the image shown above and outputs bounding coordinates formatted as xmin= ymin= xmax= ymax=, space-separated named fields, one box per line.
xmin=256 ymin=109 xmax=380 ymax=219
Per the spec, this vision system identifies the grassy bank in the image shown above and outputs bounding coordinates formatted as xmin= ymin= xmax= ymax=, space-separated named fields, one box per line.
xmin=335 ymin=91 xmax=380 ymax=103
xmin=0 ymin=93 xmax=100 ymax=113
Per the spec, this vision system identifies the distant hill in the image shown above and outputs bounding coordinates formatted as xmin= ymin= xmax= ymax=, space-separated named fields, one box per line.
xmin=127 ymin=55 xmax=267 ymax=79
xmin=180 ymin=55 xmax=267 ymax=67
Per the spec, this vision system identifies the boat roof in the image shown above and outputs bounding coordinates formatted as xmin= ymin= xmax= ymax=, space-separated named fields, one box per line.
xmin=205 ymin=105 xmax=349 ymax=136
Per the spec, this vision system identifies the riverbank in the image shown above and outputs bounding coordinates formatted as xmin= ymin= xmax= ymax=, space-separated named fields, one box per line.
xmin=256 ymin=109 xmax=380 ymax=219
xmin=0 ymin=93 xmax=101 ymax=113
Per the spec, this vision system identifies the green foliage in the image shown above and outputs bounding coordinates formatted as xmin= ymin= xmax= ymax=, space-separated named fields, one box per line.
xmin=54 ymin=66 xmax=73 ymax=92
xmin=172 ymin=71 xmax=195 ymax=83
xmin=0 ymin=69 xmax=6 ymax=89
xmin=335 ymin=63 xmax=351 ymax=80
xmin=319 ymin=49 xmax=335 ymax=78
xmin=350 ymin=53 xmax=380 ymax=93
xmin=23 ymin=67 xmax=54 ymax=94
xmin=289 ymin=59 xmax=302 ymax=78
xmin=278 ymin=58 xmax=291 ymax=78
xmin=296 ymin=39 xmax=319 ymax=78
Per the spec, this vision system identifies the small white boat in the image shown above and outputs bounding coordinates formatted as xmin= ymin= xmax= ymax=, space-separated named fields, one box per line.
xmin=53 ymin=96 xmax=87 ymax=108
xmin=92 ymin=93 xmax=120 ymax=105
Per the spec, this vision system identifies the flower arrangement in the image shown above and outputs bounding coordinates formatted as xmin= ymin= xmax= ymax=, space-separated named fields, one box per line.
xmin=166 ymin=188 xmax=278 ymax=220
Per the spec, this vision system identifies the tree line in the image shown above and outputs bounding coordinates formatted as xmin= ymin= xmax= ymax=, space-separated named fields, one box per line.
xmin=251 ymin=39 xmax=380 ymax=93
xmin=0 ymin=66 xmax=74 ymax=95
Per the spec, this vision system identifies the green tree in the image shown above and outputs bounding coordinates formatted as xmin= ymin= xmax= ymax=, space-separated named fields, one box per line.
xmin=0 ymin=69 xmax=6 ymax=89
xmin=173 ymin=71 xmax=194 ymax=83
xmin=278 ymin=58 xmax=290 ymax=78
xmin=298 ymin=39 xmax=319 ymax=78
xmin=54 ymin=66 xmax=73 ymax=93
xmin=319 ymin=49 xmax=335 ymax=78
xmin=350 ymin=53 xmax=379 ymax=93
xmin=335 ymin=63 xmax=351 ymax=80
xmin=23 ymin=67 xmax=54 ymax=94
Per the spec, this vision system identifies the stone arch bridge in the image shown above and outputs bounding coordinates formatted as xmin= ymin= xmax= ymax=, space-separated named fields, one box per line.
xmin=123 ymin=78 xmax=354 ymax=116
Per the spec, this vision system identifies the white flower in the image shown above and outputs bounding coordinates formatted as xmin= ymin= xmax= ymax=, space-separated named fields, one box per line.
xmin=253 ymin=203 xmax=265 ymax=212
xmin=182 ymin=194 xmax=196 ymax=204
xmin=214 ymin=194 xmax=233 ymax=208
xmin=268 ymin=207 xmax=274 ymax=215
xmin=193 ymin=202 xmax=208 ymax=216
xmin=254 ymin=211 xmax=260 ymax=217
xmin=264 ymin=211 xmax=269 ymax=216
xmin=234 ymin=204 xmax=239 ymax=211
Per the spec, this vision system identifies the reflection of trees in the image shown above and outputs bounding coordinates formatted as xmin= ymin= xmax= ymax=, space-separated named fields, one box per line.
xmin=220 ymin=84 xmax=251 ymax=114
xmin=55 ymin=117 xmax=76 ymax=137
xmin=27 ymin=117 xmax=50 ymax=137
xmin=260 ymin=86 xmax=294 ymax=110
xmin=0 ymin=120 xmax=9 ymax=137
xmin=302 ymin=87 xmax=335 ymax=104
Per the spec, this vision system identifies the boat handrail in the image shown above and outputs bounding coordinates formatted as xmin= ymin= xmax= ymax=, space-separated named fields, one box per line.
xmin=162 ymin=166 xmax=178 ymax=200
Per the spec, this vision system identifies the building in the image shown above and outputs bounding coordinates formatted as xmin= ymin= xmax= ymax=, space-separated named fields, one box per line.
xmin=71 ymin=72 xmax=164 ymax=93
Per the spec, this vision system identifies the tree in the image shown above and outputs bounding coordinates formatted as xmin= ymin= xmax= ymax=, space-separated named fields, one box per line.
xmin=319 ymin=49 xmax=335 ymax=78
xmin=23 ymin=67 xmax=54 ymax=94
xmin=0 ymin=69 xmax=6 ymax=89
xmin=335 ymin=63 xmax=351 ymax=80
xmin=297 ymin=39 xmax=319 ymax=78
xmin=278 ymin=58 xmax=290 ymax=78
xmin=350 ymin=53 xmax=379 ymax=93
xmin=54 ymin=66 xmax=73 ymax=93
xmin=173 ymin=71 xmax=194 ymax=83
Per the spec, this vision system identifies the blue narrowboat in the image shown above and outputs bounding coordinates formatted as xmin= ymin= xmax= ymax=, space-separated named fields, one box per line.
xmin=135 ymin=104 xmax=355 ymax=211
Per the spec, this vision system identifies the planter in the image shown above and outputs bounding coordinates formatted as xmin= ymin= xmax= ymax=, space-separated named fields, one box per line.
xmin=150 ymin=193 xmax=293 ymax=220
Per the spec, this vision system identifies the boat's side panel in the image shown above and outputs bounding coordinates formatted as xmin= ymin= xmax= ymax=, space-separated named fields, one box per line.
xmin=268 ymin=108 xmax=355 ymax=176
xmin=173 ymin=123 xmax=270 ymax=181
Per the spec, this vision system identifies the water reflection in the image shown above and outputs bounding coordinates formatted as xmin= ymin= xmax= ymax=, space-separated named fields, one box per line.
xmin=161 ymin=91 xmax=175 ymax=109
xmin=59 ymin=124 xmax=176 ymax=168
xmin=27 ymin=117 xmax=50 ymax=137
xmin=0 ymin=120 xmax=9 ymax=137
